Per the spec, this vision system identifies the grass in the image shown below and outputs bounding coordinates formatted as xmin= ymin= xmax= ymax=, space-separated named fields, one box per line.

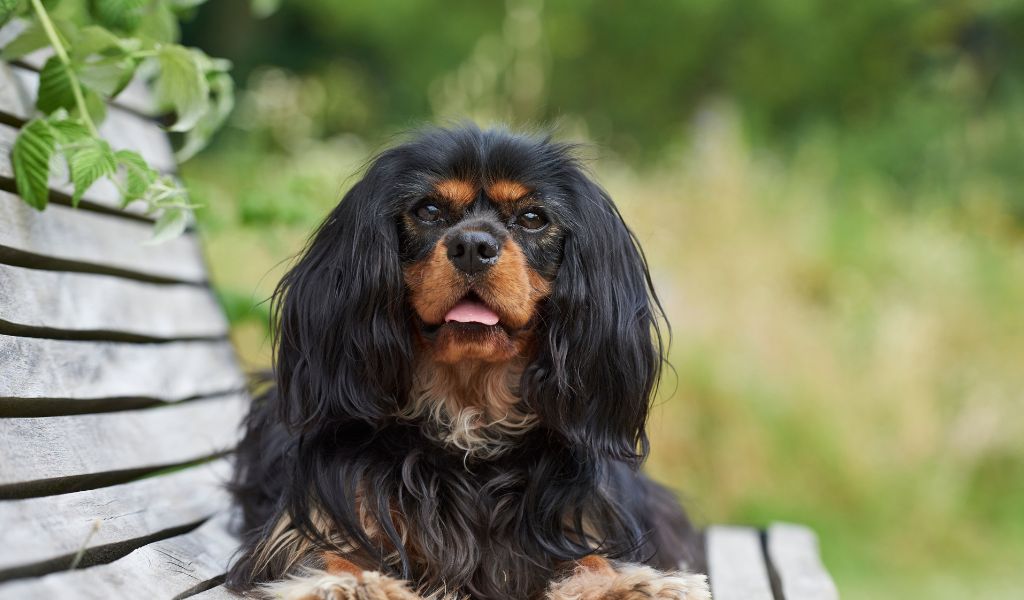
xmin=184 ymin=109 xmax=1024 ymax=599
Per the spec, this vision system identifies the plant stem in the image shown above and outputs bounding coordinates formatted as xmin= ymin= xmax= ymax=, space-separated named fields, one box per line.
xmin=29 ymin=0 xmax=100 ymax=137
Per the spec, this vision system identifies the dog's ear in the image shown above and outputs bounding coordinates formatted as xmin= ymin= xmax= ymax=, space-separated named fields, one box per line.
xmin=272 ymin=157 xmax=412 ymax=429
xmin=524 ymin=170 xmax=665 ymax=465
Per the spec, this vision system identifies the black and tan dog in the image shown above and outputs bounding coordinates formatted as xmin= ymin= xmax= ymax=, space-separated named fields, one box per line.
xmin=226 ymin=125 xmax=710 ymax=600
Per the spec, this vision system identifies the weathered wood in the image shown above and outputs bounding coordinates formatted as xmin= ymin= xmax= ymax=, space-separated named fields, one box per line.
xmin=190 ymin=585 xmax=244 ymax=599
xmin=0 ymin=394 xmax=247 ymax=496
xmin=2 ymin=66 xmax=175 ymax=172
xmin=0 ymin=63 xmax=30 ymax=122
xmin=706 ymin=526 xmax=775 ymax=600
xmin=0 ymin=511 xmax=238 ymax=599
xmin=0 ymin=459 xmax=232 ymax=578
xmin=767 ymin=523 xmax=839 ymax=600
xmin=0 ymin=336 xmax=243 ymax=404
xmin=0 ymin=20 xmax=47 ymax=71
xmin=0 ymin=21 xmax=158 ymax=116
xmin=192 ymin=585 xmax=245 ymax=599
xmin=0 ymin=191 xmax=206 ymax=284
xmin=0 ymin=123 xmax=135 ymax=213
xmin=0 ymin=264 xmax=227 ymax=340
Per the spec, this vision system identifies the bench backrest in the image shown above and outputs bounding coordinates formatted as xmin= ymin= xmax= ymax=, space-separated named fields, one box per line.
xmin=0 ymin=55 xmax=245 ymax=598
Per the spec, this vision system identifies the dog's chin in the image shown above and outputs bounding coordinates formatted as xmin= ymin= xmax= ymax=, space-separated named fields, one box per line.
xmin=424 ymin=322 xmax=518 ymax=364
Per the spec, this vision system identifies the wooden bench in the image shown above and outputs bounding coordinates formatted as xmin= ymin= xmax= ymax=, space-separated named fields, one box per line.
xmin=0 ymin=56 xmax=839 ymax=599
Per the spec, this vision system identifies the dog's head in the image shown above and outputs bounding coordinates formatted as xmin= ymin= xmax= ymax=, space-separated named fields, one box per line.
xmin=272 ymin=125 xmax=664 ymax=463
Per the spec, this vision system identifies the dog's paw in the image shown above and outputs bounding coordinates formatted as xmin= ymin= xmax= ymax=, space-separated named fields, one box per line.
xmin=547 ymin=564 xmax=711 ymax=600
xmin=260 ymin=570 xmax=421 ymax=600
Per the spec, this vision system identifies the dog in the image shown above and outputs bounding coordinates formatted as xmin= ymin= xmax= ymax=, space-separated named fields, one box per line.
xmin=225 ymin=125 xmax=710 ymax=600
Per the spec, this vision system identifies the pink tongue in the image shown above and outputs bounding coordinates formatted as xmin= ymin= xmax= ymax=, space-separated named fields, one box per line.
xmin=444 ymin=299 xmax=500 ymax=326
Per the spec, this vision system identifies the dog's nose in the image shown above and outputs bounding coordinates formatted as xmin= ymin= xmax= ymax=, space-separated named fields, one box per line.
xmin=446 ymin=230 xmax=501 ymax=275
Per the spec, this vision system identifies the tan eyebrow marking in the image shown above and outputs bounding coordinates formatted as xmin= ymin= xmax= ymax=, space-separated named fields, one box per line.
xmin=433 ymin=179 xmax=477 ymax=206
xmin=487 ymin=180 xmax=530 ymax=203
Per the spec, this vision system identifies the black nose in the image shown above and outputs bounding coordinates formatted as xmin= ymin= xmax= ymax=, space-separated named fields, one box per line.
xmin=446 ymin=230 xmax=501 ymax=275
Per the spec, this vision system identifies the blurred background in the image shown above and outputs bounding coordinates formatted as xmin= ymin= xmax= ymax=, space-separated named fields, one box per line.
xmin=178 ymin=1 xmax=1024 ymax=598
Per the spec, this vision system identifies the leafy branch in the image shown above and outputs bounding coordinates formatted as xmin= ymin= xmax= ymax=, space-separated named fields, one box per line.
xmin=0 ymin=0 xmax=237 ymax=241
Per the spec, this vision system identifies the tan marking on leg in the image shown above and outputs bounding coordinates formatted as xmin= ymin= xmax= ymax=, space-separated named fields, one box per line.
xmin=487 ymin=180 xmax=530 ymax=203
xmin=546 ymin=563 xmax=710 ymax=600
xmin=259 ymin=569 xmax=423 ymax=600
xmin=322 ymin=553 xmax=364 ymax=579
xmin=575 ymin=555 xmax=616 ymax=576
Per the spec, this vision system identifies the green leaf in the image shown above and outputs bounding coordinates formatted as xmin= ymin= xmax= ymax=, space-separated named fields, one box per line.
xmin=11 ymin=119 xmax=55 ymax=210
xmin=137 ymin=2 xmax=179 ymax=44
xmin=76 ymin=55 xmax=137 ymax=97
xmin=177 ymin=70 xmax=233 ymax=161
xmin=114 ymin=149 xmax=157 ymax=203
xmin=87 ymin=0 xmax=146 ymax=33
xmin=36 ymin=56 xmax=76 ymax=114
xmin=0 ymin=0 xmax=21 ymax=26
xmin=0 ymin=20 xmax=49 ymax=60
xmin=48 ymin=117 xmax=90 ymax=144
xmin=80 ymin=88 xmax=107 ymax=124
xmin=66 ymin=137 xmax=116 ymax=206
xmin=155 ymin=44 xmax=209 ymax=132
xmin=147 ymin=207 xmax=187 ymax=244
xmin=69 ymin=25 xmax=124 ymax=58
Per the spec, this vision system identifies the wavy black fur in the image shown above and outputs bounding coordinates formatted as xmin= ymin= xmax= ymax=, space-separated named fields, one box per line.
xmin=226 ymin=125 xmax=703 ymax=600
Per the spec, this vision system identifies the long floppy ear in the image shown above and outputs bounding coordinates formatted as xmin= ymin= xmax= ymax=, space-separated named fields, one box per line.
xmin=271 ymin=158 xmax=412 ymax=429
xmin=525 ymin=170 xmax=665 ymax=465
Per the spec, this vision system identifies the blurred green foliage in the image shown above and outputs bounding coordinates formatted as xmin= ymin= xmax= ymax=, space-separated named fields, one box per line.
xmin=183 ymin=0 xmax=1024 ymax=211
xmin=177 ymin=2 xmax=1024 ymax=599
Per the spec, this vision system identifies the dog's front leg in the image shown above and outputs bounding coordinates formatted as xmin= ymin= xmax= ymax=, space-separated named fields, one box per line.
xmin=547 ymin=555 xmax=711 ymax=600
xmin=259 ymin=553 xmax=424 ymax=600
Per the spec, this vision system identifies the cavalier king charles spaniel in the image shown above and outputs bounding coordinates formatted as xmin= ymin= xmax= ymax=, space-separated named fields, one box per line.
xmin=226 ymin=125 xmax=710 ymax=600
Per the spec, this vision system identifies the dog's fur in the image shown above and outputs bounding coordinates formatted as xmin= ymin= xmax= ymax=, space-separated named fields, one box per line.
xmin=226 ymin=125 xmax=709 ymax=600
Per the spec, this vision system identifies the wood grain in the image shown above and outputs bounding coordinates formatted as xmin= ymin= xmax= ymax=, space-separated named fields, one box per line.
xmin=0 ymin=191 xmax=206 ymax=284
xmin=0 ymin=123 xmax=166 ymax=217
xmin=706 ymin=525 xmax=775 ymax=600
xmin=0 ymin=459 xmax=232 ymax=578
xmin=767 ymin=523 xmax=840 ymax=600
xmin=189 ymin=585 xmax=244 ymax=599
xmin=0 ymin=335 xmax=243 ymax=403
xmin=3 ymin=66 xmax=174 ymax=172
xmin=0 ymin=394 xmax=247 ymax=495
xmin=0 ymin=511 xmax=238 ymax=599
xmin=0 ymin=38 xmax=161 ymax=120
xmin=0 ymin=264 xmax=228 ymax=340
xmin=0 ymin=63 xmax=30 ymax=121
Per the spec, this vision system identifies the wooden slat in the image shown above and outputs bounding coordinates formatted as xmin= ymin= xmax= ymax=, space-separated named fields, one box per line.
xmin=0 ymin=122 xmax=131 ymax=212
xmin=766 ymin=523 xmax=839 ymax=600
xmin=0 ymin=63 xmax=31 ymax=120
xmin=3 ymin=66 xmax=174 ymax=172
xmin=706 ymin=526 xmax=775 ymax=600
xmin=192 ymin=586 xmax=243 ymax=599
xmin=0 ymin=336 xmax=243 ymax=402
xmin=0 ymin=20 xmax=160 ymax=116
xmin=0 ymin=459 xmax=232 ymax=577
xmin=0 ymin=394 xmax=246 ymax=494
xmin=0 ymin=264 xmax=228 ymax=340
xmin=190 ymin=585 xmax=243 ymax=599
xmin=0 ymin=191 xmax=206 ymax=284
xmin=0 ymin=511 xmax=238 ymax=599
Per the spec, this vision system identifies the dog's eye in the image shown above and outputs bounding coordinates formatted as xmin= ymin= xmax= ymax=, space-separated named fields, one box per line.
xmin=415 ymin=203 xmax=442 ymax=223
xmin=516 ymin=210 xmax=548 ymax=231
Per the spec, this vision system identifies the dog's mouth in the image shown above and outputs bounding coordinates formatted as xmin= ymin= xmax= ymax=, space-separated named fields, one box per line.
xmin=417 ymin=291 xmax=511 ymax=338
xmin=413 ymin=290 xmax=533 ymax=363
xmin=444 ymin=292 xmax=500 ymax=326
